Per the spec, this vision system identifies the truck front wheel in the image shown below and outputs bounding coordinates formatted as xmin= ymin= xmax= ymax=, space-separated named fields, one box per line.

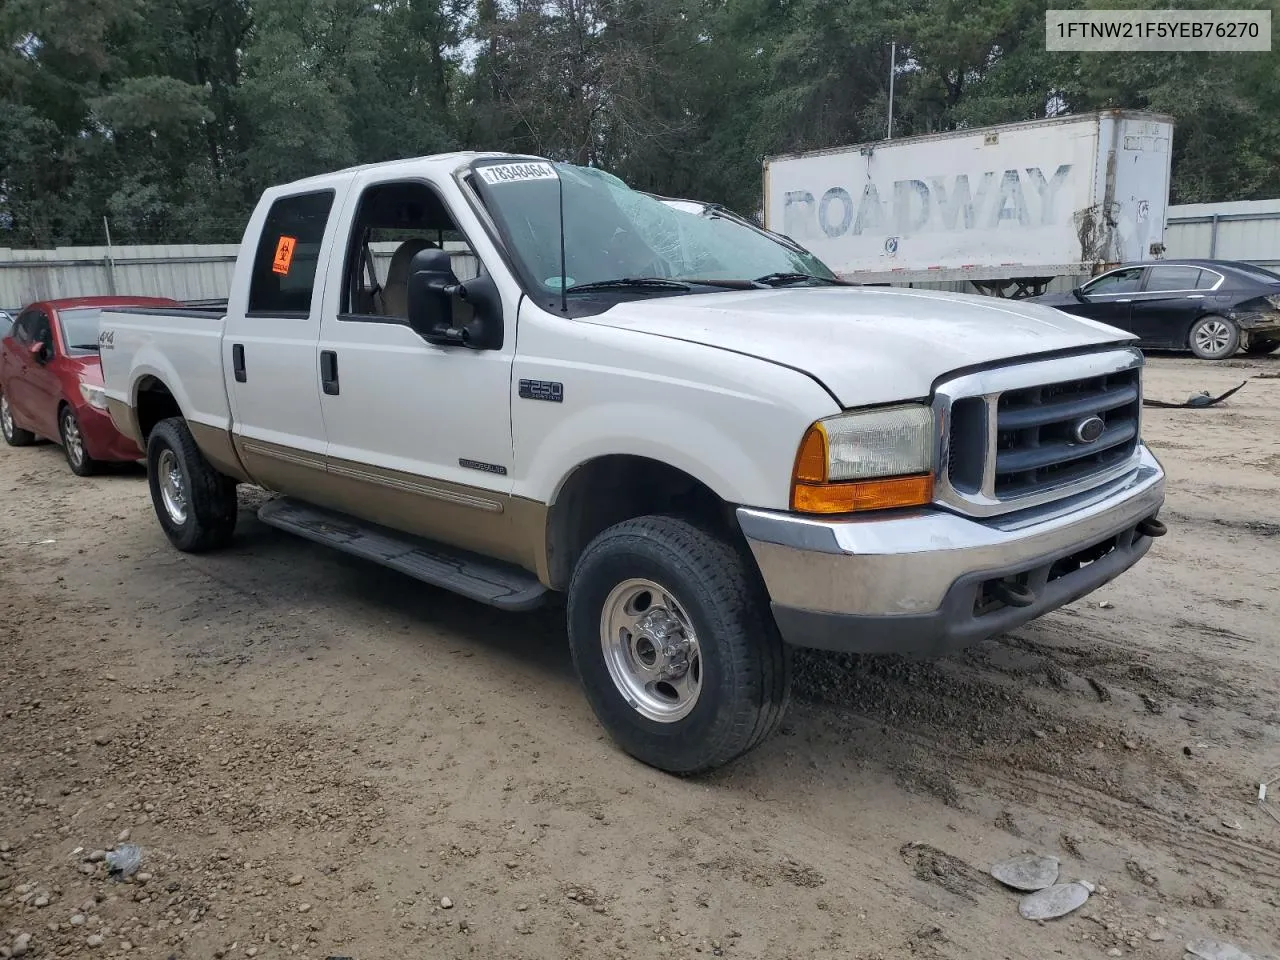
xmin=567 ymin=515 xmax=791 ymax=774
xmin=146 ymin=417 xmax=238 ymax=552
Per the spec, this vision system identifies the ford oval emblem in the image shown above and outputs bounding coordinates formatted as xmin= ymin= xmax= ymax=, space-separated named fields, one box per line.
xmin=1073 ymin=415 xmax=1106 ymax=444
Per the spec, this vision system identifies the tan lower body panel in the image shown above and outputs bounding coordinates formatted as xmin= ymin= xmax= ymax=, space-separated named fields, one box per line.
xmin=232 ymin=436 xmax=549 ymax=580
xmin=105 ymin=397 xmax=142 ymax=448
xmin=188 ymin=422 xmax=252 ymax=483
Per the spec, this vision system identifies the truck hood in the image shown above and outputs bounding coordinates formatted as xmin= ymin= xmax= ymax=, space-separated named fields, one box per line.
xmin=584 ymin=286 xmax=1133 ymax=406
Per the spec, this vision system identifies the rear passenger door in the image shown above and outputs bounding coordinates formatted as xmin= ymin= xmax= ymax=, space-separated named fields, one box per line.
xmin=1129 ymin=265 xmax=1221 ymax=347
xmin=223 ymin=188 xmax=346 ymax=498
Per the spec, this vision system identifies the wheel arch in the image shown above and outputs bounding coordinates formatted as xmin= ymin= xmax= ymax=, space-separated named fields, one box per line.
xmin=542 ymin=453 xmax=756 ymax=592
xmin=132 ymin=374 xmax=185 ymax=445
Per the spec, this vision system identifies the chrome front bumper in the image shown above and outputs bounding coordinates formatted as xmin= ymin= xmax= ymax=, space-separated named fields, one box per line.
xmin=738 ymin=446 xmax=1166 ymax=656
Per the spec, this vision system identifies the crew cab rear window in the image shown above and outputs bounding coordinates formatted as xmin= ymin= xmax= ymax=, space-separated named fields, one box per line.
xmin=247 ymin=190 xmax=335 ymax=316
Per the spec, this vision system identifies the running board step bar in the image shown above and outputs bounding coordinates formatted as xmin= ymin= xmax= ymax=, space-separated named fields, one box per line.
xmin=257 ymin=498 xmax=549 ymax=611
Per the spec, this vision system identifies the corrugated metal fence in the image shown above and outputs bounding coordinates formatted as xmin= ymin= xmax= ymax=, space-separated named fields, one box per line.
xmin=0 ymin=243 xmax=478 ymax=313
xmin=4 ymin=199 xmax=1278 ymax=311
xmin=1162 ymin=198 xmax=1280 ymax=271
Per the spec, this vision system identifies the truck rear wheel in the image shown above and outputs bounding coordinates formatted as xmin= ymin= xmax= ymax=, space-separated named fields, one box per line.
xmin=146 ymin=417 xmax=238 ymax=552
xmin=567 ymin=515 xmax=791 ymax=774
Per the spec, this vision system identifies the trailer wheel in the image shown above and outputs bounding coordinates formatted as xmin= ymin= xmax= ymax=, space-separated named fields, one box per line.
xmin=147 ymin=417 xmax=238 ymax=552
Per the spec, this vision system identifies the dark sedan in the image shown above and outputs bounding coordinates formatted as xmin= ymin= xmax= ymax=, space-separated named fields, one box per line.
xmin=1031 ymin=259 xmax=1280 ymax=360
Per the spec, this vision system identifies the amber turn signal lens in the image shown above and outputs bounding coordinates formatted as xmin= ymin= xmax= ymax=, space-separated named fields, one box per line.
xmin=793 ymin=423 xmax=828 ymax=483
xmin=791 ymin=474 xmax=934 ymax=514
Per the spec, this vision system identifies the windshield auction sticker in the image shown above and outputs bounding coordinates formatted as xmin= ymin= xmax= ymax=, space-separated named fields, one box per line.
xmin=477 ymin=162 xmax=558 ymax=185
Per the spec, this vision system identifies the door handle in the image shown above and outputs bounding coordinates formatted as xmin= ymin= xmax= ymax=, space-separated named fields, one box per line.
xmin=232 ymin=343 xmax=247 ymax=383
xmin=1116 ymin=299 xmax=1132 ymax=303
xmin=320 ymin=350 xmax=339 ymax=396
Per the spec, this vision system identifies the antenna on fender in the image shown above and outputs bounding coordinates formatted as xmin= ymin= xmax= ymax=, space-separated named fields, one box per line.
xmin=556 ymin=163 xmax=568 ymax=314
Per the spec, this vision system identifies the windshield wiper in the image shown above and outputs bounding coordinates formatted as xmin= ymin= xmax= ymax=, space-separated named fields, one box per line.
xmin=565 ymin=277 xmax=692 ymax=294
xmin=752 ymin=272 xmax=842 ymax=287
xmin=69 ymin=343 xmax=101 ymax=351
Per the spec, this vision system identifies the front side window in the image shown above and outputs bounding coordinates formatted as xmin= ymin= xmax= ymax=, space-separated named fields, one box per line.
xmin=340 ymin=181 xmax=480 ymax=322
xmin=56 ymin=308 xmax=104 ymax=356
xmin=248 ymin=190 xmax=336 ymax=316
xmin=1144 ymin=265 xmax=1203 ymax=292
xmin=1084 ymin=268 xmax=1143 ymax=296
xmin=468 ymin=160 xmax=834 ymax=303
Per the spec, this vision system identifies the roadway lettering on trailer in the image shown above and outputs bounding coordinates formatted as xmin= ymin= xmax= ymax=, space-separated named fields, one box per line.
xmin=782 ymin=164 xmax=1074 ymax=240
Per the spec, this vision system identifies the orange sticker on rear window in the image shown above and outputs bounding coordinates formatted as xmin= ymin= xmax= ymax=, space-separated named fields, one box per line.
xmin=272 ymin=235 xmax=297 ymax=275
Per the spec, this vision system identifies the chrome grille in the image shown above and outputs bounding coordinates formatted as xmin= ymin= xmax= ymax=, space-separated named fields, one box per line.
xmin=934 ymin=348 xmax=1145 ymax=517
xmin=991 ymin=370 xmax=1140 ymax=496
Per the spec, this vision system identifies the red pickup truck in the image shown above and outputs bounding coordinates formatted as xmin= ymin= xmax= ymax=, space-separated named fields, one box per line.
xmin=1 ymin=296 xmax=175 ymax=475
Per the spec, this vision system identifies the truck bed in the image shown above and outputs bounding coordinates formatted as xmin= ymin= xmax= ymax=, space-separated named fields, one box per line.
xmin=98 ymin=305 xmax=234 ymax=443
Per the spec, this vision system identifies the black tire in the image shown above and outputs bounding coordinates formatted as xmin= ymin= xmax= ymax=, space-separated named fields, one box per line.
xmin=1 ymin=391 xmax=36 ymax=446
xmin=146 ymin=417 xmax=238 ymax=552
xmin=59 ymin=405 xmax=100 ymax=477
xmin=567 ymin=515 xmax=791 ymax=775
xmin=1245 ymin=338 xmax=1278 ymax=356
xmin=1188 ymin=315 xmax=1240 ymax=360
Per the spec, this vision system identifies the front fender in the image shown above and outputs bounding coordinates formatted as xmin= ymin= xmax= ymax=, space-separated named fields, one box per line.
xmin=529 ymin=401 xmax=782 ymax=509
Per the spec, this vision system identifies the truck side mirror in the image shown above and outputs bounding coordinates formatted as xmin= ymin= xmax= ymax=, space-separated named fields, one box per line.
xmin=1071 ymin=286 xmax=1086 ymax=302
xmin=406 ymin=248 xmax=504 ymax=351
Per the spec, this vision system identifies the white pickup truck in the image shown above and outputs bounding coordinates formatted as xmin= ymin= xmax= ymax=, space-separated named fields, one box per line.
xmin=99 ymin=152 xmax=1167 ymax=773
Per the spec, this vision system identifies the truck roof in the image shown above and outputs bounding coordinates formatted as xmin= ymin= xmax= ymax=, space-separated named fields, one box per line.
xmin=267 ymin=151 xmax=542 ymax=195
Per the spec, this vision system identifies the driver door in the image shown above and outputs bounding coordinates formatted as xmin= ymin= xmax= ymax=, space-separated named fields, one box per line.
xmin=1072 ymin=267 xmax=1145 ymax=334
xmin=5 ymin=309 xmax=59 ymax=438
xmin=313 ymin=173 xmax=521 ymax=564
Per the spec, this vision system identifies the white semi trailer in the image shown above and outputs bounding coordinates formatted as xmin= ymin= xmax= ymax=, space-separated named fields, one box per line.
xmin=763 ymin=110 xmax=1174 ymax=297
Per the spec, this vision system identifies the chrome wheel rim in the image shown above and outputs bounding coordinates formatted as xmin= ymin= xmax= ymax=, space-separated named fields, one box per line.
xmin=600 ymin=578 xmax=702 ymax=723
xmin=157 ymin=449 xmax=188 ymax=524
xmin=63 ymin=412 xmax=84 ymax=467
xmin=1194 ymin=320 xmax=1232 ymax=356
xmin=1 ymin=395 xmax=12 ymax=440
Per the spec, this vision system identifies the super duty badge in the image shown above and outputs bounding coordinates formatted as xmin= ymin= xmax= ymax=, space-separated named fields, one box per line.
xmin=519 ymin=379 xmax=564 ymax=403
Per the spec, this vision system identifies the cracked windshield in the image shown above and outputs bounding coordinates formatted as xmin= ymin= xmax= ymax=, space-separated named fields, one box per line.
xmin=473 ymin=161 xmax=835 ymax=292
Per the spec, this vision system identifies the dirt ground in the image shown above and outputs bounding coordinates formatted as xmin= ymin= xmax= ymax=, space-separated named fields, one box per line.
xmin=2 ymin=353 xmax=1279 ymax=960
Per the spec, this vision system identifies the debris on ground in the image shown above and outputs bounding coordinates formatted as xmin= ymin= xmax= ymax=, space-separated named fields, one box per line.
xmin=1144 ymin=380 xmax=1249 ymax=409
xmin=990 ymin=854 xmax=1059 ymax=892
xmin=1258 ymin=772 xmax=1280 ymax=825
xmin=1184 ymin=939 xmax=1255 ymax=960
xmin=104 ymin=843 xmax=143 ymax=878
xmin=1018 ymin=880 xmax=1093 ymax=920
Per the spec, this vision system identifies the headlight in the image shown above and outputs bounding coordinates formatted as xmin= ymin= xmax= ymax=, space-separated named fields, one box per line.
xmin=791 ymin=404 xmax=936 ymax=514
xmin=79 ymin=383 xmax=108 ymax=410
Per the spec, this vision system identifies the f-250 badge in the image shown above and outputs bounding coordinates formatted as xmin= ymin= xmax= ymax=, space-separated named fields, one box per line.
xmin=518 ymin=379 xmax=564 ymax=403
